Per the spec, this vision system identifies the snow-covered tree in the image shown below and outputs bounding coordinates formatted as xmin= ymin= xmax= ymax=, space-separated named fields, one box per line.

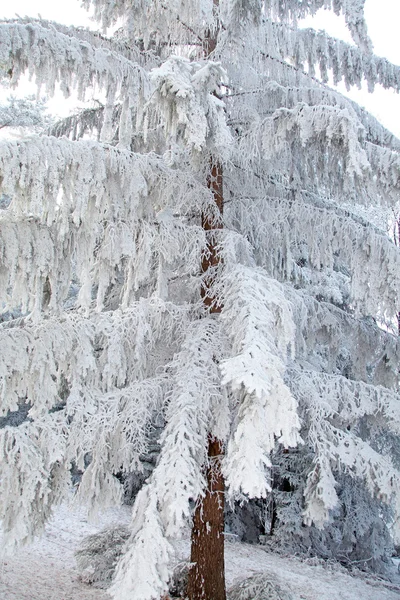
xmin=0 ymin=93 xmax=52 ymax=131
xmin=1 ymin=2 xmax=400 ymax=599
xmin=0 ymin=77 xmax=53 ymax=132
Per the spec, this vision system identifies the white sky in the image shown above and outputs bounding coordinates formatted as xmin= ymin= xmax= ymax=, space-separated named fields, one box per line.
xmin=1 ymin=0 xmax=400 ymax=136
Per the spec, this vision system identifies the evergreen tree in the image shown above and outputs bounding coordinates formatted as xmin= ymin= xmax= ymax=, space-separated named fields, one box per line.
xmin=1 ymin=2 xmax=400 ymax=599
xmin=0 ymin=92 xmax=52 ymax=132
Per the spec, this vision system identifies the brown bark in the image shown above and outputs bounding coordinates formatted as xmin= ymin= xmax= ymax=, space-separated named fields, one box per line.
xmin=187 ymin=160 xmax=226 ymax=600
xmin=187 ymin=437 xmax=226 ymax=600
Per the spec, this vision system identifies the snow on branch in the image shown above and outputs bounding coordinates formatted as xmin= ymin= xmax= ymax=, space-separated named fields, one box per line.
xmin=0 ymin=298 xmax=189 ymax=546
xmin=110 ymin=487 xmax=173 ymax=600
xmin=152 ymin=318 xmax=223 ymax=536
xmin=287 ymin=288 xmax=400 ymax=388
xmin=2 ymin=16 xmax=147 ymax=66
xmin=0 ymin=137 xmax=211 ymax=313
xmin=73 ymin=377 xmax=166 ymax=516
xmin=264 ymin=0 xmax=372 ymax=54
xmin=366 ymin=142 xmax=400 ymax=198
xmin=0 ymin=297 xmax=184 ymax=416
xmin=49 ymin=104 xmax=111 ymax=141
xmin=217 ymin=265 xmax=301 ymax=499
xmin=265 ymin=19 xmax=400 ymax=92
xmin=290 ymin=368 xmax=400 ymax=434
xmin=0 ymin=214 xmax=206 ymax=315
xmin=288 ymin=367 xmax=400 ymax=528
xmin=83 ymin=0 xmax=215 ymax=48
xmin=0 ymin=136 xmax=212 ymax=224
xmin=0 ymin=217 xmax=71 ymax=316
xmin=110 ymin=318 xmax=223 ymax=600
xmin=227 ymin=193 xmax=400 ymax=320
xmin=241 ymin=103 xmax=370 ymax=183
xmin=229 ymin=79 xmax=400 ymax=153
xmin=148 ymin=56 xmax=232 ymax=158
xmin=0 ymin=21 xmax=149 ymax=142
xmin=0 ymin=414 xmax=69 ymax=551
xmin=84 ymin=0 xmax=371 ymax=55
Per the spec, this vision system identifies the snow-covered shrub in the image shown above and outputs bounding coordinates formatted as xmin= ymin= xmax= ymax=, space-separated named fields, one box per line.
xmin=76 ymin=525 xmax=189 ymax=597
xmin=75 ymin=525 xmax=130 ymax=588
xmin=228 ymin=573 xmax=294 ymax=600
xmin=270 ymin=447 xmax=394 ymax=574
xmin=169 ymin=563 xmax=190 ymax=598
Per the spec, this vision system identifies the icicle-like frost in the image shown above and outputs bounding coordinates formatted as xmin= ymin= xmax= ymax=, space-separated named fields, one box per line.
xmin=230 ymin=79 xmax=400 ymax=153
xmin=110 ymin=318 xmax=223 ymax=600
xmin=0 ymin=137 xmax=209 ymax=313
xmin=83 ymin=0 xmax=215 ymax=47
xmin=217 ymin=265 xmax=301 ymax=499
xmin=0 ymin=22 xmax=149 ymax=106
xmin=149 ymin=56 xmax=232 ymax=159
xmin=83 ymin=0 xmax=372 ymax=57
xmin=3 ymin=16 xmax=145 ymax=65
xmin=0 ymin=415 xmax=69 ymax=552
xmin=289 ymin=368 xmax=400 ymax=528
xmin=0 ymin=298 xmax=184 ymax=418
xmin=248 ymin=103 xmax=370 ymax=183
xmin=227 ymin=194 xmax=400 ymax=320
xmin=258 ymin=17 xmax=400 ymax=92
xmin=286 ymin=287 xmax=400 ymax=388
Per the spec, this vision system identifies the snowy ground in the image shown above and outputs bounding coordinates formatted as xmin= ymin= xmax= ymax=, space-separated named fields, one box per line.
xmin=1 ymin=505 xmax=400 ymax=600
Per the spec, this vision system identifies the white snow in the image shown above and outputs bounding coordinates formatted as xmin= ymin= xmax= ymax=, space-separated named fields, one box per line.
xmin=0 ymin=504 xmax=130 ymax=599
xmin=1 ymin=504 xmax=399 ymax=600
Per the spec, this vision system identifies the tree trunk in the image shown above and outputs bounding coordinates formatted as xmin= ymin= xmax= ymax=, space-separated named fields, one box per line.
xmin=187 ymin=160 xmax=226 ymax=600
xmin=187 ymin=437 xmax=226 ymax=600
xmin=187 ymin=3 xmax=226 ymax=596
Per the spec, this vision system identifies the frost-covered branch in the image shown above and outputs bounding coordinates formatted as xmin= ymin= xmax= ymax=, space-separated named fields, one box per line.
xmin=111 ymin=317 xmax=224 ymax=600
xmin=148 ymin=56 xmax=232 ymax=158
xmin=228 ymin=79 xmax=400 ymax=153
xmin=0 ymin=21 xmax=149 ymax=143
xmin=261 ymin=20 xmax=399 ymax=92
xmin=0 ymin=298 xmax=189 ymax=548
xmin=291 ymin=367 xmax=400 ymax=527
xmin=0 ymin=137 xmax=212 ymax=314
xmin=216 ymin=265 xmax=301 ymax=499
xmin=226 ymin=190 xmax=400 ymax=319
xmin=2 ymin=16 xmax=152 ymax=66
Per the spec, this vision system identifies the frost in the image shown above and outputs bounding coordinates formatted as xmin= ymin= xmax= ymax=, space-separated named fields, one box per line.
xmin=218 ymin=266 xmax=301 ymax=499
xmin=149 ymin=56 xmax=232 ymax=158
xmin=0 ymin=22 xmax=149 ymax=143
xmin=0 ymin=137 xmax=209 ymax=314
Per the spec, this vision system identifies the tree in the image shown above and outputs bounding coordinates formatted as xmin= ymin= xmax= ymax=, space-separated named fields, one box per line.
xmin=0 ymin=93 xmax=53 ymax=132
xmin=0 ymin=74 xmax=54 ymax=133
xmin=1 ymin=2 xmax=400 ymax=599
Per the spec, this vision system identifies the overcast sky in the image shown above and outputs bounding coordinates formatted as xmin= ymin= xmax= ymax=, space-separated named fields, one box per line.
xmin=1 ymin=0 xmax=399 ymax=136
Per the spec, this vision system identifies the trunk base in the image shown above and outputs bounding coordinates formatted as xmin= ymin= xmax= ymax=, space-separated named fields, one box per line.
xmin=187 ymin=438 xmax=226 ymax=600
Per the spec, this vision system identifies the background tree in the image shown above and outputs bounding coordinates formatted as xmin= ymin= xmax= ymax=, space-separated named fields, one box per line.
xmin=0 ymin=76 xmax=53 ymax=132
xmin=1 ymin=2 xmax=400 ymax=600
